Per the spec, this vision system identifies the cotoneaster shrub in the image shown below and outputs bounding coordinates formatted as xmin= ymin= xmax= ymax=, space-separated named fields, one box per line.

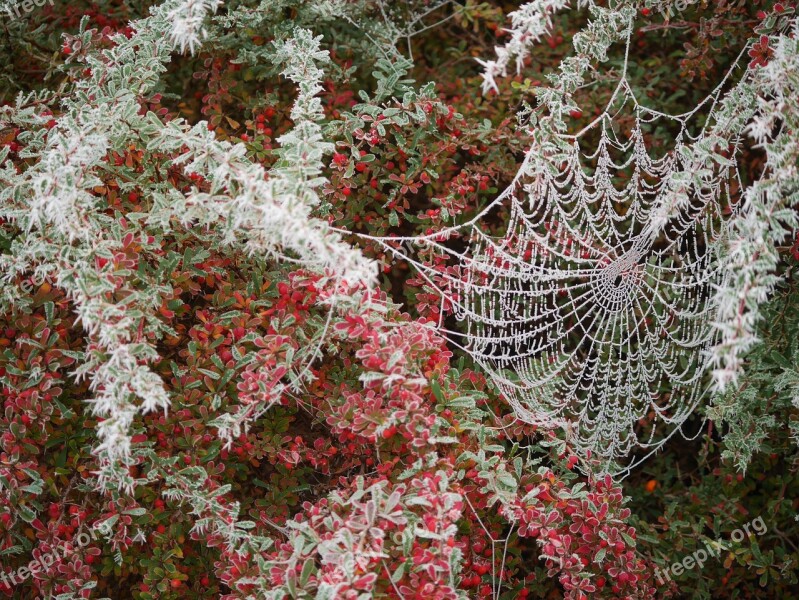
xmin=0 ymin=1 xmax=797 ymax=599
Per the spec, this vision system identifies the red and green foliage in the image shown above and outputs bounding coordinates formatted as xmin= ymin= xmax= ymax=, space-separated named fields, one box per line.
xmin=1 ymin=1 xmax=798 ymax=599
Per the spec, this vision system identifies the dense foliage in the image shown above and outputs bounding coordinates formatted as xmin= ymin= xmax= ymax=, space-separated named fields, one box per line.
xmin=0 ymin=1 xmax=797 ymax=599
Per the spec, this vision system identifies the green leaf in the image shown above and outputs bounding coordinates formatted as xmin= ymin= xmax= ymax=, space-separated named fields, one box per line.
xmin=391 ymin=562 xmax=406 ymax=583
xmin=43 ymin=301 xmax=54 ymax=323
xmin=431 ymin=379 xmax=444 ymax=403
xmin=198 ymin=368 xmax=220 ymax=380
xmin=18 ymin=505 xmax=36 ymax=523
xmin=300 ymin=558 xmax=315 ymax=586
xmin=123 ymin=507 xmax=148 ymax=516
xmin=770 ymin=350 xmax=790 ymax=368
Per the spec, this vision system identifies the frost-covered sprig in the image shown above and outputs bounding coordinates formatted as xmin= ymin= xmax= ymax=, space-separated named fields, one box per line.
xmin=270 ymin=29 xmax=331 ymax=182
xmin=69 ymin=268 xmax=171 ymax=492
xmin=709 ymin=20 xmax=799 ymax=390
xmin=477 ymin=0 xmax=574 ymax=94
xmin=162 ymin=464 xmax=274 ymax=556
xmin=26 ymin=120 xmax=108 ymax=242
xmin=147 ymin=29 xmax=376 ymax=291
xmin=151 ymin=121 xmax=375 ymax=288
xmin=0 ymin=15 xmax=176 ymax=489
xmin=162 ymin=0 xmax=222 ymax=54
xmin=496 ymin=2 xmax=636 ymax=175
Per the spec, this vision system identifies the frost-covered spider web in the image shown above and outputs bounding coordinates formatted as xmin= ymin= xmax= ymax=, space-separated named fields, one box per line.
xmin=347 ymin=32 xmax=754 ymax=474
xmin=456 ymin=93 xmax=743 ymax=470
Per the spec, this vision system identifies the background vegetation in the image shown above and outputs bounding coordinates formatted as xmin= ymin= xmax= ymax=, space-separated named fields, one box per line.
xmin=0 ymin=1 xmax=797 ymax=598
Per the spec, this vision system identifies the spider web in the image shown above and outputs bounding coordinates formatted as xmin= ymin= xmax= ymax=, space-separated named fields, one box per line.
xmin=346 ymin=35 xmax=752 ymax=474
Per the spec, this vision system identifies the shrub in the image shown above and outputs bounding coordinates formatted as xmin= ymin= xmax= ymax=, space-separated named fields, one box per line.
xmin=0 ymin=1 xmax=798 ymax=599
